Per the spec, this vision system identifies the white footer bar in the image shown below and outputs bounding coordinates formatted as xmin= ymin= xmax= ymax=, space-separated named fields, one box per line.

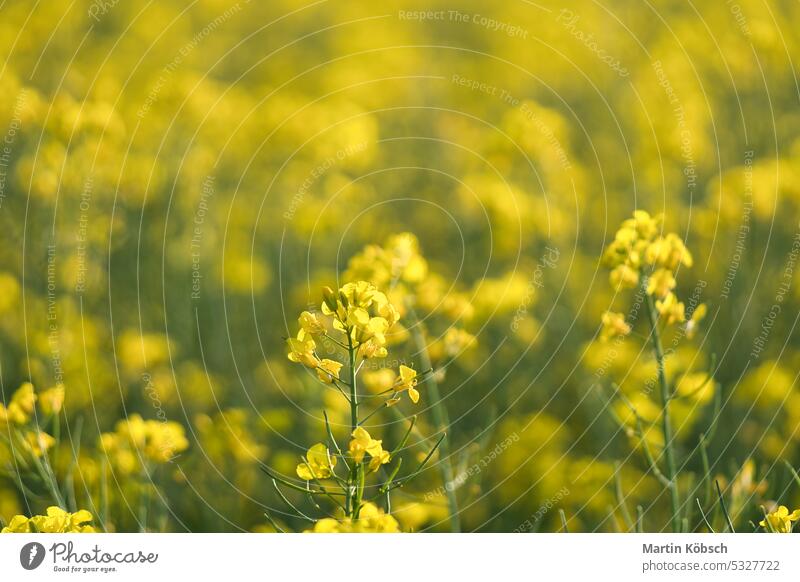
xmin=1 ymin=534 xmax=797 ymax=581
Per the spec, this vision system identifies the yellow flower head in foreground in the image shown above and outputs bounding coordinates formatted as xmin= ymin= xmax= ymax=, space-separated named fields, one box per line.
xmin=0 ymin=382 xmax=37 ymax=425
xmin=287 ymin=337 xmax=318 ymax=368
xmin=24 ymin=431 xmax=56 ymax=457
xmin=609 ymin=264 xmax=640 ymax=291
xmin=296 ymin=443 xmax=336 ymax=480
xmin=307 ymin=281 xmax=399 ymax=361
xmin=760 ymin=506 xmax=800 ymax=533
xmin=646 ymin=268 xmax=676 ymax=298
xmin=316 ymin=359 xmax=343 ymax=384
xmin=603 ymin=211 xmax=661 ymax=274
xmin=348 ymin=427 xmax=390 ymax=472
xmin=297 ymin=311 xmax=325 ymax=341
xmin=307 ymin=502 xmax=400 ymax=533
xmin=39 ymin=385 xmax=65 ymax=416
xmin=600 ymin=311 xmax=631 ymax=341
xmin=397 ymin=365 xmax=420 ymax=403
xmin=655 ymin=292 xmax=685 ymax=325
xmin=2 ymin=507 xmax=95 ymax=533
xmin=646 ymin=233 xmax=693 ymax=270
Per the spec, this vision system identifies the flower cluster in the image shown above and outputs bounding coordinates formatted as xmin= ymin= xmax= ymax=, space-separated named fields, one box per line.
xmin=599 ymin=210 xmax=718 ymax=534
xmin=306 ymin=502 xmax=400 ymax=533
xmin=271 ymin=280 xmax=447 ymax=533
xmin=760 ymin=506 xmax=800 ymax=533
xmin=286 ymin=281 xmax=420 ymax=406
xmin=0 ymin=383 xmax=64 ymax=459
xmin=345 ymin=233 xmax=476 ymax=365
xmin=0 ymin=383 xmax=64 ymax=424
xmin=99 ymin=414 xmax=189 ymax=472
xmin=2 ymin=506 xmax=95 ymax=533
xmin=289 ymin=281 xmax=399 ymax=366
xmin=601 ymin=211 xmax=705 ymax=340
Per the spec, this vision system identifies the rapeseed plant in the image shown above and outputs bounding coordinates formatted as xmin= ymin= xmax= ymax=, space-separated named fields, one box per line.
xmin=760 ymin=506 xmax=800 ymax=533
xmin=600 ymin=211 xmax=715 ymax=532
xmin=264 ymin=280 xmax=445 ymax=532
xmin=2 ymin=506 xmax=95 ymax=533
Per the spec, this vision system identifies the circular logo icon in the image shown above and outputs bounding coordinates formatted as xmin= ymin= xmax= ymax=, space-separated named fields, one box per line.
xmin=20 ymin=542 xmax=46 ymax=570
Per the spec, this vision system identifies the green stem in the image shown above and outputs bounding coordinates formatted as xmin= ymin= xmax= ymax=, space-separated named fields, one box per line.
xmin=407 ymin=306 xmax=461 ymax=532
xmin=348 ymin=333 xmax=358 ymax=434
xmin=347 ymin=332 xmax=362 ymax=518
xmin=645 ymin=292 xmax=681 ymax=533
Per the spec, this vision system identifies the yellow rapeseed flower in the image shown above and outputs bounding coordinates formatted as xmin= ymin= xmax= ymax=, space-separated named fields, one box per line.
xmin=609 ymin=264 xmax=640 ymax=290
xmin=646 ymin=268 xmax=676 ymax=297
xmin=297 ymin=311 xmax=325 ymax=340
xmin=760 ymin=506 xmax=800 ymax=533
xmin=646 ymin=233 xmax=693 ymax=270
xmin=348 ymin=427 xmax=390 ymax=471
xmin=23 ymin=431 xmax=56 ymax=457
xmin=307 ymin=502 xmax=400 ymax=533
xmin=0 ymin=383 xmax=37 ymax=425
xmin=600 ymin=311 xmax=631 ymax=341
xmin=655 ymin=292 xmax=685 ymax=325
xmin=287 ymin=337 xmax=318 ymax=368
xmin=100 ymin=414 xmax=189 ymax=468
xmin=316 ymin=359 xmax=343 ymax=383
xmin=296 ymin=443 xmax=336 ymax=480
xmin=397 ymin=365 xmax=420 ymax=403
xmin=2 ymin=507 xmax=95 ymax=533
xmin=39 ymin=385 xmax=65 ymax=415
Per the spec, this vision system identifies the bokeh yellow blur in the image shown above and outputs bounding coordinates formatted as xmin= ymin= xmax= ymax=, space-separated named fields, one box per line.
xmin=1 ymin=0 xmax=800 ymax=532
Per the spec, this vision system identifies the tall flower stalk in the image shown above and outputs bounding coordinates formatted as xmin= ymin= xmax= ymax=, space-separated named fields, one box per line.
xmin=343 ymin=233 xmax=476 ymax=531
xmin=268 ymin=281 xmax=445 ymax=532
xmin=645 ymin=291 xmax=681 ymax=532
xmin=600 ymin=211 xmax=710 ymax=532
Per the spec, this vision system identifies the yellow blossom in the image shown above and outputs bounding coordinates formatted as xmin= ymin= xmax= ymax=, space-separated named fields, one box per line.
xmin=23 ymin=431 xmax=56 ymax=457
xmin=655 ymin=292 xmax=685 ymax=325
xmin=760 ymin=506 xmax=800 ymax=533
xmin=306 ymin=502 xmax=400 ymax=533
xmin=316 ymin=359 xmax=343 ymax=383
xmin=646 ymin=233 xmax=693 ymax=270
xmin=397 ymin=365 xmax=420 ymax=403
xmin=600 ymin=311 xmax=631 ymax=341
xmin=100 ymin=414 xmax=189 ymax=468
xmin=2 ymin=507 xmax=95 ymax=533
xmin=1 ymin=383 xmax=37 ymax=425
xmin=358 ymin=338 xmax=388 ymax=360
xmin=287 ymin=337 xmax=318 ymax=368
xmin=609 ymin=264 xmax=640 ymax=290
xmin=39 ymin=385 xmax=65 ymax=415
xmin=646 ymin=268 xmax=676 ymax=297
xmin=296 ymin=443 xmax=336 ymax=480
xmin=348 ymin=427 xmax=390 ymax=471
xmin=297 ymin=311 xmax=325 ymax=340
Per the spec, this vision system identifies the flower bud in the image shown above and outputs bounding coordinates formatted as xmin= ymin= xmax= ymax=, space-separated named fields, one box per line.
xmin=338 ymin=290 xmax=350 ymax=309
xmin=322 ymin=286 xmax=338 ymax=312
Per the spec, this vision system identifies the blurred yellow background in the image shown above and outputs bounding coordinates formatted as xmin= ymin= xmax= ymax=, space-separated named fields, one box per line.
xmin=1 ymin=0 xmax=799 ymax=532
